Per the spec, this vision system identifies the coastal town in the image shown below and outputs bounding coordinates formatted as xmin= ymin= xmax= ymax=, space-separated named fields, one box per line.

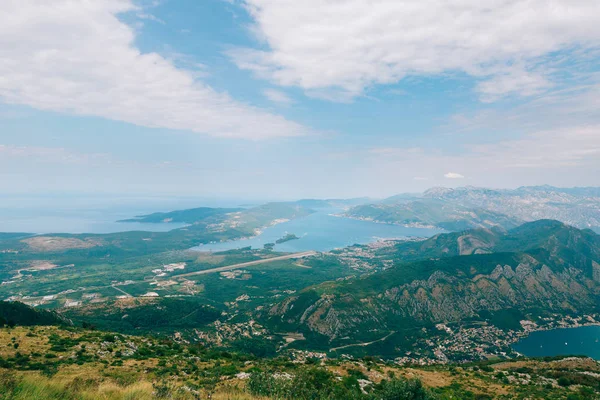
xmin=392 ymin=314 xmax=600 ymax=366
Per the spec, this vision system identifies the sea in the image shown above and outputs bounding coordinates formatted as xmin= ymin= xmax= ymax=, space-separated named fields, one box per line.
xmin=194 ymin=208 xmax=444 ymax=252
xmin=512 ymin=325 xmax=600 ymax=360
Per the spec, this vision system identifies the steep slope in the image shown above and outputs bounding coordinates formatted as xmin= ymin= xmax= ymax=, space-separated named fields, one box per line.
xmin=381 ymin=219 xmax=600 ymax=265
xmin=264 ymin=221 xmax=600 ymax=344
xmin=377 ymin=226 xmax=502 ymax=261
xmin=0 ymin=301 xmax=69 ymax=327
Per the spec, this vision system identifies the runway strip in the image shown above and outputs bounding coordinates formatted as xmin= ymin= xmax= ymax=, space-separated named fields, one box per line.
xmin=175 ymin=251 xmax=318 ymax=278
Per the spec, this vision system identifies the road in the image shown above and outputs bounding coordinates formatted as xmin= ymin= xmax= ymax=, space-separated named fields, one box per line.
xmin=175 ymin=251 xmax=317 ymax=278
xmin=111 ymin=285 xmax=133 ymax=298
xmin=329 ymin=331 xmax=396 ymax=352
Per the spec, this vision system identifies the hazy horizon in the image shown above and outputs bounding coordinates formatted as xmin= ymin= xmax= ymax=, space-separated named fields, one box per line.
xmin=3 ymin=183 xmax=600 ymax=207
xmin=3 ymin=181 xmax=600 ymax=209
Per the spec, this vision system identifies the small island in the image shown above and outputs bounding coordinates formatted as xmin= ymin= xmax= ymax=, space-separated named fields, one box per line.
xmin=275 ymin=233 xmax=300 ymax=244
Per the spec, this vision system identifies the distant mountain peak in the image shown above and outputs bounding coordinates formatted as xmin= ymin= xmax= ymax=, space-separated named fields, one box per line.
xmin=422 ymin=187 xmax=455 ymax=197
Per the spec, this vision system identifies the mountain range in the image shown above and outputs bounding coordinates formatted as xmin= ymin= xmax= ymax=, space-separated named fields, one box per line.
xmin=344 ymin=185 xmax=600 ymax=232
xmin=264 ymin=220 xmax=600 ymax=348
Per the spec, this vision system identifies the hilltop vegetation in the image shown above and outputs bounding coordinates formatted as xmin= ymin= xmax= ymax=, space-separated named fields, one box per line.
xmin=118 ymin=207 xmax=243 ymax=224
xmin=0 ymin=321 xmax=598 ymax=399
xmin=62 ymin=298 xmax=221 ymax=335
xmin=0 ymin=301 xmax=67 ymax=328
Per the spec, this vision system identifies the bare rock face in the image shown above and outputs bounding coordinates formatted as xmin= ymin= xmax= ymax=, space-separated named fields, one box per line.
xmin=273 ymin=259 xmax=597 ymax=340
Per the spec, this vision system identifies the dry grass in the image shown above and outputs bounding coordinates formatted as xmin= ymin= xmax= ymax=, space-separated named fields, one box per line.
xmin=1 ymin=371 xmax=268 ymax=400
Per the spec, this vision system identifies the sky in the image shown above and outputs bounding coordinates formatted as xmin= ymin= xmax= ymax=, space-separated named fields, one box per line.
xmin=1 ymin=0 xmax=599 ymax=200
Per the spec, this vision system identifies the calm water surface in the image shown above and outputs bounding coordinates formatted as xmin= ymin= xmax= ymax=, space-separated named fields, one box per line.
xmin=0 ymin=195 xmax=258 ymax=234
xmin=513 ymin=326 xmax=600 ymax=360
xmin=195 ymin=209 xmax=444 ymax=252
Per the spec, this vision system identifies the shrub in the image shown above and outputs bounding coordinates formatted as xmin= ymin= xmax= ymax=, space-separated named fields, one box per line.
xmin=375 ymin=378 xmax=434 ymax=400
xmin=247 ymin=368 xmax=436 ymax=400
xmin=153 ymin=380 xmax=175 ymax=399
xmin=557 ymin=376 xmax=572 ymax=387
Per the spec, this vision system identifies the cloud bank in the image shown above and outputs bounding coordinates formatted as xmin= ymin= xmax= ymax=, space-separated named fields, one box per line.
xmin=0 ymin=0 xmax=307 ymax=139
xmin=232 ymin=0 xmax=600 ymax=100
xmin=444 ymin=172 xmax=464 ymax=179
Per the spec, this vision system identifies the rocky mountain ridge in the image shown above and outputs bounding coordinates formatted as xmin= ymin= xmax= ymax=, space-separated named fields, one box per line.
xmin=263 ymin=220 xmax=600 ymax=343
xmin=346 ymin=185 xmax=600 ymax=231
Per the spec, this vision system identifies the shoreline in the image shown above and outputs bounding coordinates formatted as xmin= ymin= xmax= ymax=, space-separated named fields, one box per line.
xmin=508 ymin=321 xmax=600 ymax=361
xmin=331 ymin=213 xmax=442 ymax=230
xmin=191 ymin=217 xmax=291 ymax=252
xmin=510 ymin=320 xmax=600 ymax=346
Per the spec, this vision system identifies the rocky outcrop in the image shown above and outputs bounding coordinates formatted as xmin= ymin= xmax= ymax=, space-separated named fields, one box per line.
xmin=270 ymin=258 xmax=598 ymax=340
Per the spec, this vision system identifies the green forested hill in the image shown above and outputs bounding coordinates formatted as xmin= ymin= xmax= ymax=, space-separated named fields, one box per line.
xmin=0 ymin=301 xmax=67 ymax=327
xmin=119 ymin=206 xmax=243 ymax=224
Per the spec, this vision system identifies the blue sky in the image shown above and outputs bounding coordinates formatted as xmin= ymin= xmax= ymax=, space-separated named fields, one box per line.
xmin=1 ymin=0 xmax=599 ymax=199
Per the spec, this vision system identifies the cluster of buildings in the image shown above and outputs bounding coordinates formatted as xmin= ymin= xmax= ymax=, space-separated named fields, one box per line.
xmin=394 ymin=313 xmax=600 ymax=365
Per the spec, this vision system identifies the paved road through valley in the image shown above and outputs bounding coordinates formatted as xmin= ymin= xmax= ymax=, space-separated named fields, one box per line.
xmin=175 ymin=251 xmax=317 ymax=278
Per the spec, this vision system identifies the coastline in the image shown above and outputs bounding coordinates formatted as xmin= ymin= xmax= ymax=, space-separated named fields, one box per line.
xmin=191 ymin=218 xmax=291 ymax=251
xmin=331 ymin=213 xmax=440 ymax=230
xmin=509 ymin=319 xmax=600 ymax=353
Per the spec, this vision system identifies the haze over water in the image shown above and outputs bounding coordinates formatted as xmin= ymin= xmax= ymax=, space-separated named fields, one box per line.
xmin=0 ymin=196 xmax=240 ymax=234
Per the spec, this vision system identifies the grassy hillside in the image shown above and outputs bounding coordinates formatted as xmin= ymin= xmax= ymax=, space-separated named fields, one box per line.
xmin=0 ymin=323 xmax=597 ymax=399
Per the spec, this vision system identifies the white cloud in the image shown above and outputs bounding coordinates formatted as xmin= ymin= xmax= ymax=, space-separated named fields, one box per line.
xmin=136 ymin=12 xmax=165 ymax=24
xmin=476 ymin=66 xmax=552 ymax=102
xmin=231 ymin=0 xmax=600 ymax=100
xmin=0 ymin=0 xmax=308 ymax=139
xmin=444 ymin=172 xmax=464 ymax=179
xmin=263 ymin=88 xmax=293 ymax=104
